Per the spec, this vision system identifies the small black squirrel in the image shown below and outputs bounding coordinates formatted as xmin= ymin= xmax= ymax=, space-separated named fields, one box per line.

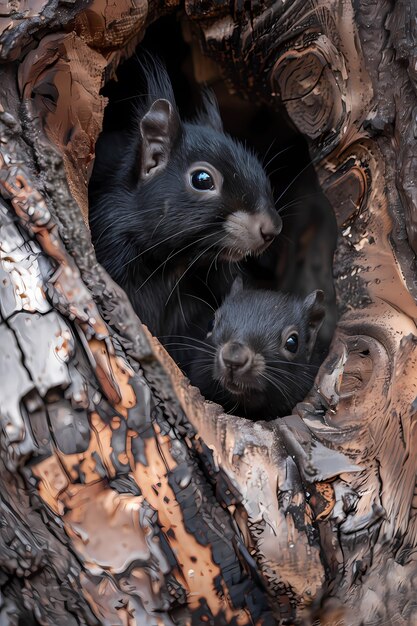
xmin=89 ymin=60 xmax=282 ymax=339
xmin=170 ymin=277 xmax=325 ymax=419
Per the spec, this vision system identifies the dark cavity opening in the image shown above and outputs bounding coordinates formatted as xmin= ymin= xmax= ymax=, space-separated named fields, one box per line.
xmin=93 ymin=13 xmax=337 ymax=413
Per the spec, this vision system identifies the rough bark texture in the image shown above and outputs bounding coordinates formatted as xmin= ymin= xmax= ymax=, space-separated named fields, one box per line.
xmin=0 ymin=1 xmax=416 ymax=625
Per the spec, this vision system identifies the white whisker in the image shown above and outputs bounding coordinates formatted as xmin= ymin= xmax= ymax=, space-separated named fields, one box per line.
xmin=164 ymin=235 xmax=229 ymax=307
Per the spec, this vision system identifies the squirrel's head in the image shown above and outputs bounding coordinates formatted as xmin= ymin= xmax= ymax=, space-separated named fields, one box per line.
xmin=205 ymin=278 xmax=325 ymax=416
xmin=132 ymin=62 xmax=282 ymax=263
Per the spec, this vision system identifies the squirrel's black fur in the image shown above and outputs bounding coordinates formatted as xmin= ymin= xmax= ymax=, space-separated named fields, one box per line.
xmin=89 ymin=59 xmax=281 ymax=339
xmin=172 ymin=278 xmax=325 ymax=419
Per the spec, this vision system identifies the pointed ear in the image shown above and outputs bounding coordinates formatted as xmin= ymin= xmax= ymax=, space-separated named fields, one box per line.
xmin=230 ymin=275 xmax=244 ymax=297
xmin=304 ymin=290 xmax=325 ymax=361
xmin=200 ymin=89 xmax=223 ymax=133
xmin=140 ymin=99 xmax=180 ymax=180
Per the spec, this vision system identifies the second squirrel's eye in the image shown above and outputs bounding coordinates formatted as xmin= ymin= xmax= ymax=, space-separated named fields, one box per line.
xmin=191 ymin=170 xmax=215 ymax=191
xmin=285 ymin=333 xmax=298 ymax=354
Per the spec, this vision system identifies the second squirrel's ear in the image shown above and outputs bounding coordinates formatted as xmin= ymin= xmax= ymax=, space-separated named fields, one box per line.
xmin=230 ymin=276 xmax=244 ymax=297
xmin=140 ymin=99 xmax=180 ymax=180
xmin=303 ymin=290 xmax=325 ymax=361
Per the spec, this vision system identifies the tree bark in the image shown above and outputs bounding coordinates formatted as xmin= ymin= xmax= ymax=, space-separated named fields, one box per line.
xmin=0 ymin=1 xmax=416 ymax=625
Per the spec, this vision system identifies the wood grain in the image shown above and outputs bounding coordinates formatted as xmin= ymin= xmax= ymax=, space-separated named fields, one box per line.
xmin=1 ymin=1 xmax=416 ymax=624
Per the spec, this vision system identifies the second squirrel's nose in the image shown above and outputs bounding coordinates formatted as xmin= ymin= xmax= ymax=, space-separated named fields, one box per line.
xmin=220 ymin=342 xmax=252 ymax=372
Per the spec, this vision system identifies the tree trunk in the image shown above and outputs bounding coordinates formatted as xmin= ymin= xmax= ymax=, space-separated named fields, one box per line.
xmin=0 ymin=1 xmax=416 ymax=625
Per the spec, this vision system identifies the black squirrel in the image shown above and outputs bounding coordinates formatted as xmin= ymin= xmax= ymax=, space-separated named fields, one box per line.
xmin=170 ymin=277 xmax=325 ymax=419
xmin=89 ymin=61 xmax=282 ymax=339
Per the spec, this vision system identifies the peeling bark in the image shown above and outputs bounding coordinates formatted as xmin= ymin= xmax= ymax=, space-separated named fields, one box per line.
xmin=0 ymin=1 xmax=416 ymax=625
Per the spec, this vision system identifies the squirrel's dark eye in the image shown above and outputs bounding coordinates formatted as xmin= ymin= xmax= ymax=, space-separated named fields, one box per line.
xmin=285 ymin=333 xmax=298 ymax=354
xmin=191 ymin=170 xmax=215 ymax=191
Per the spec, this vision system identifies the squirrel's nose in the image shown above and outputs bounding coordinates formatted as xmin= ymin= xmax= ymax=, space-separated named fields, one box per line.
xmin=220 ymin=342 xmax=252 ymax=372
xmin=260 ymin=227 xmax=276 ymax=243
xmin=258 ymin=212 xmax=282 ymax=243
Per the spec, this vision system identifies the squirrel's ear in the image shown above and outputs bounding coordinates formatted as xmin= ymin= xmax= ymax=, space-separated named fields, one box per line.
xmin=200 ymin=89 xmax=223 ymax=133
xmin=230 ymin=275 xmax=244 ymax=297
xmin=303 ymin=290 xmax=325 ymax=361
xmin=140 ymin=99 xmax=180 ymax=180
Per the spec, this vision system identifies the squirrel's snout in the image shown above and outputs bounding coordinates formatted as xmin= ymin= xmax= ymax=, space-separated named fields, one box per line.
xmin=258 ymin=211 xmax=282 ymax=243
xmin=248 ymin=211 xmax=282 ymax=250
xmin=260 ymin=228 xmax=275 ymax=243
xmin=219 ymin=342 xmax=253 ymax=373
xmin=223 ymin=209 xmax=282 ymax=258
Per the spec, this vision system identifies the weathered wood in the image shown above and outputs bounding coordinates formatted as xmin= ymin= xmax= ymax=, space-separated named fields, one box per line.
xmin=187 ymin=1 xmax=417 ymax=623
xmin=1 ymin=1 xmax=416 ymax=625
